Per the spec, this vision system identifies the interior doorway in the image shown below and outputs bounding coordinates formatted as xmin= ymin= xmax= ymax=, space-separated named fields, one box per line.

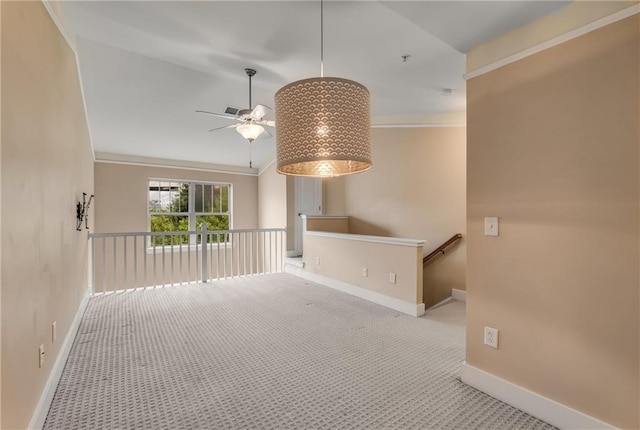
xmin=293 ymin=177 xmax=322 ymax=256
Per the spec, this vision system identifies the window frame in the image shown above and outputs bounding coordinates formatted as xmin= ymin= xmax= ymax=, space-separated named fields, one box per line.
xmin=147 ymin=178 xmax=233 ymax=247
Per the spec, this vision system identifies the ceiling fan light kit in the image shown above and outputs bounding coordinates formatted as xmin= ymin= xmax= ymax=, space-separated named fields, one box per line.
xmin=275 ymin=0 xmax=372 ymax=177
xmin=236 ymin=123 xmax=265 ymax=143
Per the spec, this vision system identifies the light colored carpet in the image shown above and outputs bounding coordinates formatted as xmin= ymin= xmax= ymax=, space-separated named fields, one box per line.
xmin=44 ymin=273 xmax=555 ymax=429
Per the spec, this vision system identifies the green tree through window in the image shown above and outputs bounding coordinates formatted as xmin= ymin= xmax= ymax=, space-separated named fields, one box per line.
xmin=149 ymin=180 xmax=231 ymax=246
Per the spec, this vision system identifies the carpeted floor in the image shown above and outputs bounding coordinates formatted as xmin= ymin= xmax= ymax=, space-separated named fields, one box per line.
xmin=44 ymin=273 xmax=555 ymax=429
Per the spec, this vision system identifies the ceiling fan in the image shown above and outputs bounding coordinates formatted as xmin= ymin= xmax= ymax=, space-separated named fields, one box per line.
xmin=196 ymin=68 xmax=275 ymax=144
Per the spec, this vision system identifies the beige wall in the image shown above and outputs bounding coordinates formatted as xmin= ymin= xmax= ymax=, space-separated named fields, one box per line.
xmin=305 ymin=216 xmax=349 ymax=234
xmin=258 ymin=161 xmax=286 ymax=229
xmin=326 ymin=127 xmax=467 ymax=308
xmin=94 ymin=162 xmax=258 ymax=233
xmin=466 ymin=15 xmax=639 ymax=429
xmin=303 ymin=233 xmax=423 ymax=306
xmin=467 ymin=1 xmax=638 ymax=72
xmin=1 ymin=2 xmax=94 ymax=428
xmin=93 ymin=163 xmax=260 ymax=291
xmin=1 ymin=4 xmax=4 ymax=426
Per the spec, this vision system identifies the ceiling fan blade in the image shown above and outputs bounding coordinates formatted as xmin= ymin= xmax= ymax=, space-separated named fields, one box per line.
xmin=196 ymin=110 xmax=239 ymax=120
xmin=249 ymin=104 xmax=271 ymax=120
xmin=255 ymin=119 xmax=275 ymax=127
xmin=209 ymin=124 xmax=238 ymax=132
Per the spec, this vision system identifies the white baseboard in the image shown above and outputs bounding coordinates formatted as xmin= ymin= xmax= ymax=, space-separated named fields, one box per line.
xmin=451 ymin=288 xmax=466 ymax=302
xmin=460 ymin=362 xmax=618 ymax=430
xmin=285 ymin=265 xmax=425 ymax=317
xmin=426 ymin=296 xmax=455 ymax=311
xmin=284 ymin=257 xmax=305 ymax=269
xmin=426 ymin=289 xmax=467 ymax=311
xmin=29 ymin=291 xmax=91 ymax=430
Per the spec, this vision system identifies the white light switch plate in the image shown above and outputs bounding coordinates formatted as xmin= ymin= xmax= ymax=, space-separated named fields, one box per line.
xmin=484 ymin=217 xmax=499 ymax=236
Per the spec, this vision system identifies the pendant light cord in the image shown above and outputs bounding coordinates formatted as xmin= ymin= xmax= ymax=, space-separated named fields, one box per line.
xmin=320 ymin=0 xmax=324 ymax=78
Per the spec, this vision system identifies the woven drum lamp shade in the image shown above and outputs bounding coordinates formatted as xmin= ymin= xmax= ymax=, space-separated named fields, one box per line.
xmin=275 ymin=77 xmax=372 ymax=177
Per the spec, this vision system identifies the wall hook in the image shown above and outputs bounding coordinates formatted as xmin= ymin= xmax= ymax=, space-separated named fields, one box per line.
xmin=76 ymin=193 xmax=95 ymax=231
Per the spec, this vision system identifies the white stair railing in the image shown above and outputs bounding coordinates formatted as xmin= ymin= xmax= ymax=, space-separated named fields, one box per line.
xmin=89 ymin=225 xmax=286 ymax=294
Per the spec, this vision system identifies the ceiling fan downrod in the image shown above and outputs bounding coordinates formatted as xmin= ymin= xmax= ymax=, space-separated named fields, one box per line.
xmin=245 ymin=68 xmax=256 ymax=110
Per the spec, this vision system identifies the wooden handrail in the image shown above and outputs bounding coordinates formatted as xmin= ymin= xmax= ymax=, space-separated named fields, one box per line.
xmin=423 ymin=233 xmax=463 ymax=265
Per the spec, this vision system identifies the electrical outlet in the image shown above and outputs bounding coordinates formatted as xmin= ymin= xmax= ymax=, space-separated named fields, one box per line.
xmin=52 ymin=321 xmax=57 ymax=343
xmin=315 ymin=256 xmax=320 ymax=265
xmin=388 ymin=272 xmax=396 ymax=284
xmin=362 ymin=268 xmax=368 ymax=277
xmin=39 ymin=345 xmax=45 ymax=368
xmin=484 ymin=327 xmax=499 ymax=349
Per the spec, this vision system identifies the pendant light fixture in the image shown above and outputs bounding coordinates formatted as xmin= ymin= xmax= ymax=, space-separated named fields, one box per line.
xmin=274 ymin=0 xmax=372 ymax=177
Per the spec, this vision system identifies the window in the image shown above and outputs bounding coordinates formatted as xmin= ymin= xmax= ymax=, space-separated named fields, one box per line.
xmin=148 ymin=179 xmax=231 ymax=246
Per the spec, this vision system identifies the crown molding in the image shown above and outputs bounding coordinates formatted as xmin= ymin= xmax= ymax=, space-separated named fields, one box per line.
xmin=372 ymin=123 xmax=465 ymax=129
xmin=41 ymin=1 xmax=75 ymax=54
xmin=258 ymin=158 xmax=277 ymax=176
xmin=95 ymin=152 xmax=259 ymax=176
xmin=465 ymin=4 xmax=640 ymax=80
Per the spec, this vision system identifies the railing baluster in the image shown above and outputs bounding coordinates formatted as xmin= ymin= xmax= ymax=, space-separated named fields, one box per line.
xmin=102 ymin=237 xmax=106 ymax=294
xmin=277 ymin=231 xmax=280 ymax=272
xmin=279 ymin=230 xmax=283 ymax=272
xmin=123 ymin=236 xmax=128 ymax=290
xmin=269 ymin=231 xmax=272 ymax=274
xmin=195 ymin=233 xmax=199 ymax=283
xmin=133 ymin=235 xmax=138 ymax=289
xmin=153 ymin=238 xmax=157 ymax=288
xmin=236 ymin=232 xmax=240 ymax=277
xmin=232 ymin=232 xmax=236 ymax=277
xmin=209 ymin=237 xmax=218 ymax=281
xmin=89 ymin=228 xmax=284 ymax=293
xmin=112 ymin=236 xmax=117 ymax=293
xmin=216 ymin=234 xmax=221 ymax=280
xmin=91 ymin=236 xmax=96 ymax=295
xmin=144 ymin=235 xmax=148 ymax=288
xmin=262 ymin=231 xmax=266 ymax=274
xmin=243 ymin=232 xmax=247 ymax=276
xmin=162 ymin=233 xmax=166 ymax=287
xmin=171 ymin=234 xmax=175 ymax=286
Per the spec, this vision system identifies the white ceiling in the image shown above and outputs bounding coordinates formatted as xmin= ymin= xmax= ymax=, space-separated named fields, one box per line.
xmin=61 ymin=1 xmax=570 ymax=171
